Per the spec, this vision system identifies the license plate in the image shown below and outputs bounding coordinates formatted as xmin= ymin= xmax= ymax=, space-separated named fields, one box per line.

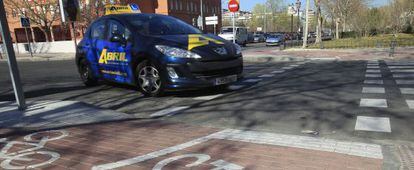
xmin=215 ymin=75 xmax=237 ymax=85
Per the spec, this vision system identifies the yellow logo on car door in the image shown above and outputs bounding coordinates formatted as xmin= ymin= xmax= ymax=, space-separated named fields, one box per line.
xmin=188 ymin=35 xmax=224 ymax=50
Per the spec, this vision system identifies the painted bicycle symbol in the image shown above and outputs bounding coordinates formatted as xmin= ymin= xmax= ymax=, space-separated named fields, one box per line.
xmin=0 ymin=130 xmax=68 ymax=169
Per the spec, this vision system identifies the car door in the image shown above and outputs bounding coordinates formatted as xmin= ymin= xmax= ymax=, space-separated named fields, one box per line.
xmin=100 ymin=19 xmax=133 ymax=84
xmin=88 ymin=20 xmax=107 ymax=78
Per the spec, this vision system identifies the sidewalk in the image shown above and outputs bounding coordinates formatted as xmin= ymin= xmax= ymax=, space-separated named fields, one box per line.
xmin=0 ymin=53 xmax=74 ymax=62
xmin=243 ymin=46 xmax=414 ymax=62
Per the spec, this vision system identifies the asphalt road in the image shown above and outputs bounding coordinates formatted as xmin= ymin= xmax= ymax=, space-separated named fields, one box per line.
xmin=0 ymin=58 xmax=413 ymax=146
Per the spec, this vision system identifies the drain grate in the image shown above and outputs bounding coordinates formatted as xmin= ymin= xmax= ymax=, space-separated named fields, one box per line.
xmin=397 ymin=145 xmax=414 ymax=170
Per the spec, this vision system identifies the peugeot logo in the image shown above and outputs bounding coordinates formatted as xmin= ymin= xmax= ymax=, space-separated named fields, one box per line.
xmin=214 ymin=47 xmax=227 ymax=56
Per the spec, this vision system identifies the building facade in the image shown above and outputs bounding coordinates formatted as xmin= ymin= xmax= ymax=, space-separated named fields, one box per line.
xmin=3 ymin=0 xmax=222 ymax=43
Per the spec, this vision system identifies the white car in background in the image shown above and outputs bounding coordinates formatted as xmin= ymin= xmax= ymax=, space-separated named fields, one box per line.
xmin=219 ymin=27 xmax=248 ymax=46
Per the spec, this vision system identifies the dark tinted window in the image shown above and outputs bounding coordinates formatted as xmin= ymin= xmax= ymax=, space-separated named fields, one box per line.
xmin=127 ymin=15 xmax=201 ymax=35
xmin=108 ymin=20 xmax=131 ymax=40
xmin=91 ymin=20 xmax=106 ymax=40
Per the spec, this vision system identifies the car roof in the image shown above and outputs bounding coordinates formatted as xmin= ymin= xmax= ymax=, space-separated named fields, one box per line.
xmin=96 ymin=13 xmax=166 ymax=22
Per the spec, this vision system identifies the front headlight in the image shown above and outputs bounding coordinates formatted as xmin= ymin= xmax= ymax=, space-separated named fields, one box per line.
xmin=234 ymin=43 xmax=242 ymax=55
xmin=155 ymin=45 xmax=201 ymax=59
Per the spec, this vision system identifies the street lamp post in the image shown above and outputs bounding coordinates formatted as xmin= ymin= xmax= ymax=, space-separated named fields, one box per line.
xmin=295 ymin=0 xmax=301 ymax=42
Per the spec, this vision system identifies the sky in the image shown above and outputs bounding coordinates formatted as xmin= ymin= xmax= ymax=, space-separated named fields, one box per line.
xmin=225 ymin=0 xmax=390 ymax=12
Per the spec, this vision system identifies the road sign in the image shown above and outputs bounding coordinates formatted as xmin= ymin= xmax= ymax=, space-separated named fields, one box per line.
xmin=257 ymin=27 xmax=262 ymax=32
xmin=63 ymin=0 xmax=80 ymax=21
xmin=228 ymin=0 xmax=239 ymax=12
xmin=205 ymin=16 xmax=218 ymax=26
xmin=20 ymin=17 xmax=30 ymax=27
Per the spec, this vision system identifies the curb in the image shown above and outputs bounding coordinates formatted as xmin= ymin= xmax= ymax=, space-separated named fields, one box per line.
xmin=243 ymin=55 xmax=306 ymax=62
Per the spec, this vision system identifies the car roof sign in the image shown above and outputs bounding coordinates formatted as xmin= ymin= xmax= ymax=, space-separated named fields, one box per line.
xmin=105 ymin=4 xmax=141 ymax=15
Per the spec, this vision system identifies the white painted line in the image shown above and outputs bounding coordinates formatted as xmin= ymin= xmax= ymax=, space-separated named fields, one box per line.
xmin=366 ymin=70 xmax=381 ymax=73
xmin=281 ymin=66 xmax=294 ymax=70
xmin=193 ymin=94 xmax=224 ymax=101
xmin=362 ymin=87 xmax=385 ymax=94
xmin=367 ymin=64 xmax=379 ymax=66
xmin=388 ymin=66 xmax=414 ymax=69
xmin=258 ymin=74 xmax=275 ymax=78
xmin=355 ymin=116 xmax=391 ymax=133
xmin=367 ymin=60 xmax=379 ymax=64
xmin=150 ymin=106 xmax=190 ymax=117
xmin=289 ymin=64 xmax=300 ymax=67
xmin=360 ymin=99 xmax=388 ymax=108
xmin=367 ymin=66 xmax=380 ymax=69
xmin=396 ymin=80 xmax=414 ymax=85
xmin=212 ymin=129 xmax=383 ymax=159
xmin=390 ymin=69 xmax=414 ymax=73
xmin=271 ymin=70 xmax=285 ymax=74
xmin=92 ymin=129 xmax=383 ymax=170
xmin=400 ymin=88 xmax=414 ymax=95
xmin=91 ymin=130 xmax=220 ymax=170
xmin=365 ymin=74 xmax=382 ymax=78
xmin=228 ymin=85 xmax=245 ymax=90
xmin=309 ymin=57 xmax=338 ymax=61
xmin=243 ymin=79 xmax=262 ymax=83
xmin=406 ymin=100 xmax=414 ymax=109
xmin=364 ymin=80 xmax=383 ymax=85
xmin=393 ymin=74 xmax=414 ymax=78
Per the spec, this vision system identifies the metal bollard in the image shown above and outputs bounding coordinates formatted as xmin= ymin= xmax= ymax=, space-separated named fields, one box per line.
xmin=389 ymin=40 xmax=396 ymax=57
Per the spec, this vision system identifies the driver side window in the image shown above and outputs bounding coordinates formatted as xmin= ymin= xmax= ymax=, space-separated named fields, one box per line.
xmin=108 ymin=20 xmax=131 ymax=41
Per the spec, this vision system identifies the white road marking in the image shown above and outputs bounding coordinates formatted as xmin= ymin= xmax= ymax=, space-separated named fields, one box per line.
xmin=364 ymin=80 xmax=384 ymax=85
xmin=360 ymin=99 xmax=388 ymax=108
xmin=258 ymin=74 xmax=275 ymax=78
xmin=390 ymin=69 xmax=414 ymax=73
xmin=393 ymin=74 xmax=414 ymax=78
xmin=355 ymin=116 xmax=391 ymax=133
xmin=396 ymin=80 xmax=414 ymax=85
xmin=388 ymin=66 xmax=414 ymax=69
xmin=365 ymin=74 xmax=382 ymax=78
xmin=194 ymin=94 xmax=224 ymax=100
xmin=243 ymin=79 xmax=262 ymax=83
xmin=281 ymin=66 xmax=294 ymax=70
xmin=400 ymin=88 xmax=414 ymax=95
xmin=150 ymin=106 xmax=190 ymax=117
xmin=228 ymin=85 xmax=245 ymax=90
xmin=367 ymin=66 xmax=380 ymax=69
xmin=271 ymin=70 xmax=285 ymax=74
xmin=289 ymin=64 xmax=300 ymax=67
xmin=367 ymin=60 xmax=379 ymax=64
xmin=366 ymin=70 xmax=381 ymax=73
xmin=362 ymin=87 xmax=385 ymax=94
xmin=406 ymin=100 xmax=414 ymax=109
xmin=92 ymin=129 xmax=383 ymax=169
xmin=367 ymin=64 xmax=379 ymax=66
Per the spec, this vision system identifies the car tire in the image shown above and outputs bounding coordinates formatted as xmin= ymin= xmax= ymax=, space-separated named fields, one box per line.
xmin=136 ymin=60 xmax=165 ymax=97
xmin=78 ymin=58 xmax=98 ymax=86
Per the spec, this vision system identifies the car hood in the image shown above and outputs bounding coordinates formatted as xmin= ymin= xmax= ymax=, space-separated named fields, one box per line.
xmin=151 ymin=34 xmax=240 ymax=61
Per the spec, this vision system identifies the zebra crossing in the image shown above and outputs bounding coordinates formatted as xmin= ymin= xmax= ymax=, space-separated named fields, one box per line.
xmin=356 ymin=60 xmax=414 ymax=133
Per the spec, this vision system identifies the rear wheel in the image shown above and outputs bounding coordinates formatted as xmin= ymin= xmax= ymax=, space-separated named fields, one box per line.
xmin=78 ymin=58 xmax=98 ymax=86
xmin=136 ymin=60 xmax=165 ymax=97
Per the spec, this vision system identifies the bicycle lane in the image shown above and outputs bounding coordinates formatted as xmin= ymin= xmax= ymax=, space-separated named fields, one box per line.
xmin=0 ymin=120 xmax=383 ymax=170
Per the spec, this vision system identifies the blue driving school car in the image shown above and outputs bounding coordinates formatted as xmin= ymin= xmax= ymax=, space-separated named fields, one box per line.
xmin=76 ymin=7 xmax=243 ymax=97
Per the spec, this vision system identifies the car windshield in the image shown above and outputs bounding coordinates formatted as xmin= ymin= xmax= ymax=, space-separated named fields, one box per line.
xmin=127 ymin=15 xmax=202 ymax=36
xmin=221 ymin=28 xmax=233 ymax=34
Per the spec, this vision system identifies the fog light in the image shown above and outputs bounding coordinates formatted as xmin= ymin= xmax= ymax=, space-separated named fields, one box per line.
xmin=167 ymin=67 xmax=178 ymax=78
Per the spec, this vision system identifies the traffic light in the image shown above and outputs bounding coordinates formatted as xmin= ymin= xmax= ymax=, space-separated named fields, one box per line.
xmin=62 ymin=0 xmax=80 ymax=21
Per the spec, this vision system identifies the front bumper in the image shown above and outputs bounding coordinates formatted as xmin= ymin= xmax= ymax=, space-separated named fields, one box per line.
xmin=163 ymin=57 xmax=243 ymax=90
xmin=266 ymin=42 xmax=280 ymax=46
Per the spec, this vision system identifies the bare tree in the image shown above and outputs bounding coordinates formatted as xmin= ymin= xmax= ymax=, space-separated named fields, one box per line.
xmin=5 ymin=0 xmax=60 ymax=42
xmin=314 ymin=0 xmax=322 ymax=43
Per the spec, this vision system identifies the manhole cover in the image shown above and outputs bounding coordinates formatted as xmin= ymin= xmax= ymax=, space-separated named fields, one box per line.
xmin=397 ymin=145 xmax=414 ymax=170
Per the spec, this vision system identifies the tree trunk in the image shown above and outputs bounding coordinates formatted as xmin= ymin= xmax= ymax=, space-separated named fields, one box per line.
xmin=315 ymin=1 xmax=322 ymax=44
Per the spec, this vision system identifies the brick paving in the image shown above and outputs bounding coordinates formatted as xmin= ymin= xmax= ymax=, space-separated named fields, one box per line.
xmin=0 ymin=120 xmax=383 ymax=170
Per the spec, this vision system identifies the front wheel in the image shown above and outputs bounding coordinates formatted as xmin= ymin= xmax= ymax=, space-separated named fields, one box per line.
xmin=136 ymin=60 xmax=165 ymax=97
xmin=78 ymin=58 xmax=98 ymax=86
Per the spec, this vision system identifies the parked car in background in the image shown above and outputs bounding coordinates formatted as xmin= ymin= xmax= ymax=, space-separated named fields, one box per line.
xmin=247 ymin=32 xmax=254 ymax=43
xmin=266 ymin=34 xmax=285 ymax=46
xmin=253 ymin=34 xmax=265 ymax=43
xmin=219 ymin=27 xmax=248 ymax=46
